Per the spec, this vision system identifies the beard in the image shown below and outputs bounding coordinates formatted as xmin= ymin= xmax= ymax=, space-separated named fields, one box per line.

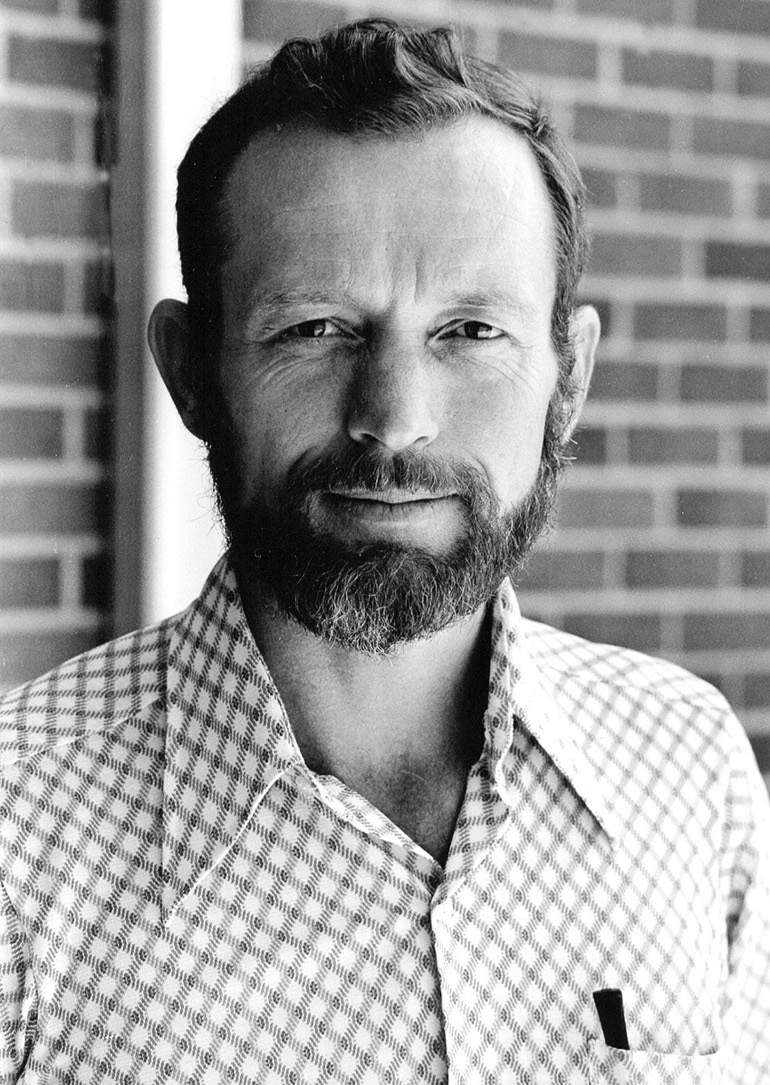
xmin=202 ymin=388 xmax=574 ymax=656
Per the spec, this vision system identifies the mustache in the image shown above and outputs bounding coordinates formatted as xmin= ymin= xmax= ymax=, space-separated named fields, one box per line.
xmin=286 ymin=447 xmax=497 ymax=507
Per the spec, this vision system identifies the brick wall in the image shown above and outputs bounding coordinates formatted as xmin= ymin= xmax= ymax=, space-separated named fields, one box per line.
xmin=0 ymin=0 xmax=111 ymax=690
xmin=243 ymin=0 xmax=770 ymax=780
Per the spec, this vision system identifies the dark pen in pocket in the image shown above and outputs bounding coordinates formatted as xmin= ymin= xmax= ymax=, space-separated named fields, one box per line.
xmin=593 ymin=988 xmax=630 ymax=1050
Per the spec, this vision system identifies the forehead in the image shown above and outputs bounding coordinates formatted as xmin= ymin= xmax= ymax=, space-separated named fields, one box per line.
xmin=218 ymin=116 xmax=556 ymax=315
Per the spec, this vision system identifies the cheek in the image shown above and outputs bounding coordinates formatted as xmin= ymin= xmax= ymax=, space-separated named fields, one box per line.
xmin=220 ymin=363 xmax=346 ymax=500
xmin=448 ymin=371 xmax=555 ymax=504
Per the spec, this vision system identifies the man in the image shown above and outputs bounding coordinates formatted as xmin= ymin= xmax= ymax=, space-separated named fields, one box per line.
xmin=1 ymin=19 xmax=768 ymax=1084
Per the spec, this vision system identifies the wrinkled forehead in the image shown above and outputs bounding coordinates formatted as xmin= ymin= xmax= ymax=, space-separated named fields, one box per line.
xmin=218 ymin=115 xmax=556 ymax=261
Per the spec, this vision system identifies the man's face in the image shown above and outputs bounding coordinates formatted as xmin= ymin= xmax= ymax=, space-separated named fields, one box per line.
xmin=206 ymin=116 xmax=571 ymax=651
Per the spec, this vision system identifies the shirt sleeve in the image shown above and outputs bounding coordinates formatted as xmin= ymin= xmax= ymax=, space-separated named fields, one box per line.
xmin=720 ymin=719 xmax=770 ymax=1084
xmin=0 ymin=877 xmax=36 ymax=1081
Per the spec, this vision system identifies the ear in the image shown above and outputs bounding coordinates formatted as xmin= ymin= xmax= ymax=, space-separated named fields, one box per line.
xmin=147 ymin=299 xmax=205 ymax=439
xmin=563 ymin=303 xmax=600 ymax=441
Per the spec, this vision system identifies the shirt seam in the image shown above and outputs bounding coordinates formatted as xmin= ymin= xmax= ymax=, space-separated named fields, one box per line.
xmin=0 ymin=695 xmax=166 ymax=771
xmin=0 ymin=872 xmax=39 ymax=1073
xmin=534 ymin=662 xmax=734 ymax=725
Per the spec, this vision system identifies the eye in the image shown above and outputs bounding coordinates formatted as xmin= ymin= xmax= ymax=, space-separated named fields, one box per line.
xmin=285 ymin=319 xmax=333 ymax=339
xmin=452 ymin=321 xmax=504 ymax=340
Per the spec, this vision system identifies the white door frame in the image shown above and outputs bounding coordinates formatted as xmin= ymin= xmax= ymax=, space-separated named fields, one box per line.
xmin=114 ymin=0 xmax=240 ymax=630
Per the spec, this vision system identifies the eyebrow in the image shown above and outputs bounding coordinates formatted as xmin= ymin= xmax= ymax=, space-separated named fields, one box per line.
xmin=244 ymin=288 xmax=352 ymax=320
xmin=242 ymin=285 xmax=541 ymax=328
xmin=441 ymin=289 xmax=541 ymax=322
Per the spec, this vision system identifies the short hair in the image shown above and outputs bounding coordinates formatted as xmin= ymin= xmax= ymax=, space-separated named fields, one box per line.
xmin=177 ymin=18 xmax=588 ymax=378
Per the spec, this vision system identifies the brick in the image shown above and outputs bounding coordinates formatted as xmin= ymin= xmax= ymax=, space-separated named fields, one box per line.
xmin=698 ymin=672 xmax=730 ymax=699
xmin=13 ymin=182 xmax=109 ymax=240
xmin=705 ymin=241 xmax=770 ymax=282
xmin=750 ymin=734 xmax=770 ymax=774
xmin=742 ymin=552 xmax=770 ymax=586
xmin=737 ymin=61 xmax=770 ymax=98
xmin=82 ymin=258 xmax=113 ymax=316
xmin=622 ymin=48 xmax=713 ymax=93
xmin=625 ymin=550 xmax=719 ymax=588
xmin=576 ymin=0 xmax=674 ymax=19
xmin=558 ymin=488 xmax=654 ymax=529
xmin=683 ymin=613 xmax=770 ymax=652
xmin=0 ymin=630 xmax=104 ymax=690
xmin=0 ymin=408 xmax=62 ymax=458
xmin=693 ymin=117 xmax=770 ymax=160
xmin=0 ymin=0 xmax=57 ymax=10
xmin=572 ymin=426 xmax=606 ymax=464
xmin=628 ymin=427 xmax=719 ymax=464
xmin=696 ymin=0 xmax=770 ymax=36
xmin=79 ymin=0 xmax=112 ymax=21
xmin=563 ymin=613 xmax=662 ymax=654
xmin=574 ymin=105 xmax=670 ymax=151
xmin=490 ymin=0 xmax=555 ymax=6
xmin=638 ymin=173 xmax=730 ymax=216
xmin=680 ymin=364 xmax=767 ymax=403
xmin=719 ymin=673 xmax=754 ymax=709
xmin=582 ymin=167 xmax=616 ymax=208
xmin=0 ymin=260 xmax=64 ymax=313
xmin=742 ymin=428 xmax=770 ymax=464
xmin=519 ymin=550 xmax=604 ymax=592
xmin=759 ymin=186 xmax=770 ymax=218
xmin=82 ymin=552 xmax=111 ymax=609
xmin=0 ymin=483 xmax=107 ymax=535
xmin=750 ymin=309 xmax=770 ymax=341
xmin=0 ymin=558 xmax=59 ymax=607
xmin=243 ymin=0 xmax=347 ymax=41
xmin=85 ymin=406 xmax=111 ymax=459
xmin=678 ymin=489 xmax=766 ymax=528
xmin=634 ymin=304 xmax=726 ymax=341
xmin=589 ymin=362 xmax=658 ymax=401
xmin=8 ymin=36 xmax=104 ymax=94
xmin=0 ymin=334 xmax=105 ymax=385
xmin=590 ymin=233 xmax=681 ymax=277
xmin=629 ymin=425 xmax=720 ymax=464
xmin=499 ymin=33 xmax=597 ymax=80
xmin=0 ymin=104 xmax=73 ymax=162
xmin=745 ymin=674 xmax=770 ymax=709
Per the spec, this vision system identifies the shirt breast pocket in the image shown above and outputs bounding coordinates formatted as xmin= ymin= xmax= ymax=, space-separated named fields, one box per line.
xmin=587 ymin=1038 xmax=723 ymax=1084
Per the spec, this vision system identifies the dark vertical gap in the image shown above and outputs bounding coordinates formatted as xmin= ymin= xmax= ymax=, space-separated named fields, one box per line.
xmin=111 ymin=0 xmax=147 ymax=635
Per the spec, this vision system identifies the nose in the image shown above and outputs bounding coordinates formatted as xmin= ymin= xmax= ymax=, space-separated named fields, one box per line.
xmin=345 ymin=342 xmax=440 ymax=452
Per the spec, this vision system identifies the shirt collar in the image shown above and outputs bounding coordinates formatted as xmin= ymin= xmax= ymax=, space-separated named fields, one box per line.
xmin=161 ymin=559 xmax=618 ymax=919
xmin=162 ymin=557 xmax=304 ymax=920
xmin=485 ymin=580 xmax=620 ymax=844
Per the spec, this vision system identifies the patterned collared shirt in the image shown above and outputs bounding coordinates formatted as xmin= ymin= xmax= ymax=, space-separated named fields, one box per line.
xmin=0 ymin=557 xmax=769 ymax=1084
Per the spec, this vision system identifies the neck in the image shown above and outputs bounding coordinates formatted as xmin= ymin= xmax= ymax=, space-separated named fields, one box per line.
xmin=237 ymin=573 xmax=494 ymax=862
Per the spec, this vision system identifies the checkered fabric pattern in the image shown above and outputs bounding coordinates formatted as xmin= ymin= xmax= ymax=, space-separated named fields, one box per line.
xmin=0 ymin=557 xmax=769 ymax=1084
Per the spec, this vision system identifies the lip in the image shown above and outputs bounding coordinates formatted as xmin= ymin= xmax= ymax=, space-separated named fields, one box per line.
xmin=318 ymin=490 xmax=461 ymax=527
xmin=325 ymin=489 xmax=454 ymax=506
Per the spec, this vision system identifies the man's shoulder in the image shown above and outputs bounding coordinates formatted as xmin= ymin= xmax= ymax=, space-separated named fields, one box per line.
xmin=518 ymin=616 xmax=728 ymax=716
xmin=0 ymin=614 xmax=177 ymax=768
xmin=519 ymin=617 xmax=763 ymax=812
xmin=518 ymin=616 xmax=746 ymax=776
